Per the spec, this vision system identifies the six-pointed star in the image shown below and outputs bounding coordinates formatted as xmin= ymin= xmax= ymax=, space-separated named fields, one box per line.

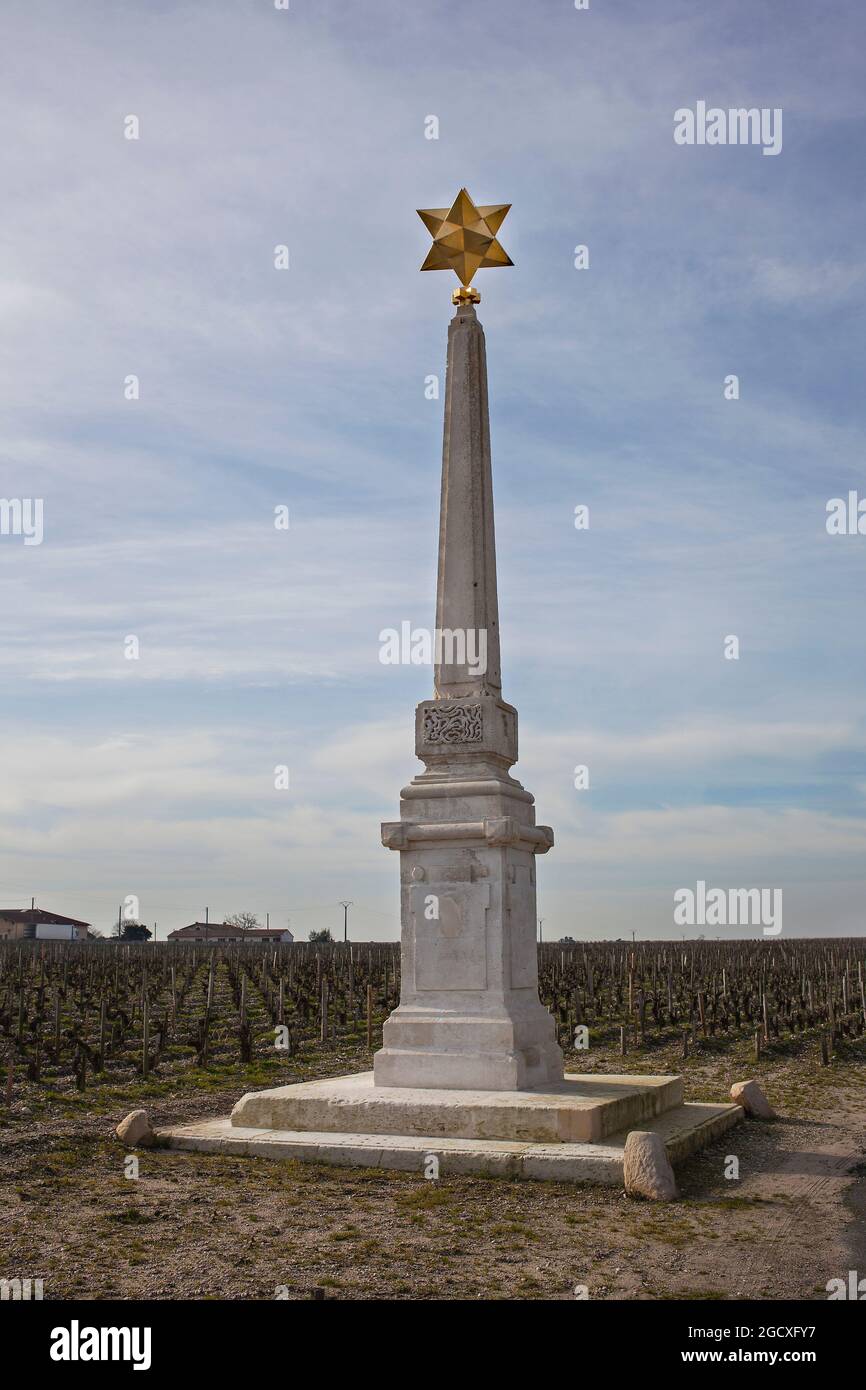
xmin=417 ymin=188 xmax=513 ymax=286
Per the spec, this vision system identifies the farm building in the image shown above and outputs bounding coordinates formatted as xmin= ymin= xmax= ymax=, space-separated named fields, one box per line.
xmin=0 ymin=908 xmax=90 ymax=942
xmin=167 ymin=922 xmax=294 ymax=944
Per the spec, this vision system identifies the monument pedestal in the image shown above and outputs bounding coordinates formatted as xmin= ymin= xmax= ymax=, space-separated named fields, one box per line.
xmin=374 ymin=693 xmax=563 ymax=1091
xmin=165 ymin=1072 xmax=743 ymax=1184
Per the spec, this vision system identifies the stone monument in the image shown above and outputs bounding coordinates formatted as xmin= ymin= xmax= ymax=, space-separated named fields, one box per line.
xmin=162 ymin=192 xmax=742 ymax=1183
xmin=376 ymin=189 xmax=563 ymax=1092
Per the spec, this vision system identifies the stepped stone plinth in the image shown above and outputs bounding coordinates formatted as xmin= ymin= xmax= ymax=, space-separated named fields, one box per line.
xmin=164 ymin=1074 xmax=742 ymax=1185
xmin=229 ymin=1072 xmax=684 ymax=1143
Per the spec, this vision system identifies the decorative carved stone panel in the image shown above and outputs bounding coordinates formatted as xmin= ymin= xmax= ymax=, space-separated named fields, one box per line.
xmin=422 ymin=702 xmax=483 ymax=745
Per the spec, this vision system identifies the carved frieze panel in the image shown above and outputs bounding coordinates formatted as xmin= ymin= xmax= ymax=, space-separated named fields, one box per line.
xmin=422 ymin=702 xmax=483 ymax=745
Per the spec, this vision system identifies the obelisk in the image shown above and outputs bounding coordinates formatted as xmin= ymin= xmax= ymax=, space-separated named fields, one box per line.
xmin=375 ymin=190 xmax=564 ymax=1091
xmin=177 ymin=189 xmax=741 ymax=1183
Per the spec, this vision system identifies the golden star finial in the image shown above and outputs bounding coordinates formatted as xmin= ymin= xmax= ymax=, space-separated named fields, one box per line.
xmin=417 ymin=188 xmax=512 ymax=302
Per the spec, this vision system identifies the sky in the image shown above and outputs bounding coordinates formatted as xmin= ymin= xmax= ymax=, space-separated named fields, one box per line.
xmin=1 ymin=0 xmax=865 ymax=941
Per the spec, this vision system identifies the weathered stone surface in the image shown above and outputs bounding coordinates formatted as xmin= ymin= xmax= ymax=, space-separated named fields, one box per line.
xmin=730 ymin=1079 xmax=776 ymax=1119
xmin=231 ymin=1071 xmax=684 ymax=1144
xmin=115 ymin=1109 xmax=155 ymax=1148
xmin=623 ymin=1130 xmax=678 ymax=1201
xmin=162 ymin=1099 xmax=743 ymax=1184
xmin=434 ymin=302 xmax=502 ymax=701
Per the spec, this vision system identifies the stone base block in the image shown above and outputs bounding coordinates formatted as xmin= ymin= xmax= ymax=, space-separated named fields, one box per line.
xmin=372 ymin=1035 xmax=565 ymax=1092
xmin=229 ymin=1071 xmax=684 ymax=1144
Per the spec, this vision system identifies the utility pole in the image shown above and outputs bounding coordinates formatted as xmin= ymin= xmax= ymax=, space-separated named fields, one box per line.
xmin=339 ymin=900 xmax=353 ymax=943
xmin=537 ymin=918 xmax=544 ymax=944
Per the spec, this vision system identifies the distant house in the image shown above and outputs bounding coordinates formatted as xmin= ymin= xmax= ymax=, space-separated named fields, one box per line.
xmin=0 ymin=908 xmax=90 ymax=942
xmin=167 ymin=922 xmax=294 ymax=944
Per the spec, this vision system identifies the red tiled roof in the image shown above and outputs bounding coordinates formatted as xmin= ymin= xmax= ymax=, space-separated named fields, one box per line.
xmin=167 ymin=923 xmax=291 ymax=940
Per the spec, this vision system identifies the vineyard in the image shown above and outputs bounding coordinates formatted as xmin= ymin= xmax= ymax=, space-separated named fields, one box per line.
xmin=1 ymin=937 xmax=865 ymax=1107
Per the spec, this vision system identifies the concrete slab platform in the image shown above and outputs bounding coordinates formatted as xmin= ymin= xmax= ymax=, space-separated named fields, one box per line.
xmin=160 ymin=1101 xmax=743 ymax=1186
xmin=229 ymin=1070 xmax=685 ymax=1144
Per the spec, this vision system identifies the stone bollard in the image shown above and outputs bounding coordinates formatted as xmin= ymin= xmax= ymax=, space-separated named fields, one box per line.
xmin=730 ymin=1080 xmax=776 ymax=1119
xmin=623 ymin=1130 xmax=678 ymax=1201
xmin=115 ymin=1109 xmax=156 ymax=1148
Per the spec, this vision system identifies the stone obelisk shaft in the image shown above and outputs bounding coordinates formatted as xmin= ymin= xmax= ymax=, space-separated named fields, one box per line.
xmin=435 ymin=302 xmax=501 ymax=697
xmin=376 ymin=298 xmax=563 ymax=1092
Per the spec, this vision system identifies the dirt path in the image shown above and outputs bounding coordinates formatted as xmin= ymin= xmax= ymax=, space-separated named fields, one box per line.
xmin=741 ymin=1118 xmax=866 ymax=1298
xmin=685 ymin=1112 xmax=865 ymax=1301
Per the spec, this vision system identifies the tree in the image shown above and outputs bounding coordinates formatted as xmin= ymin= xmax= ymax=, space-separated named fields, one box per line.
xmin=115 ymin=921 xmax=152 ymax=942
xmin=225 ymin=912 xmax=260 ymax=933
xmin=308 ymin=928 xmax=334 ymax=944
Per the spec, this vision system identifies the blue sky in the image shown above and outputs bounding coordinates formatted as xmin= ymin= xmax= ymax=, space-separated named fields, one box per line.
xmin=1 ymin=0 xmax=865 ymax=939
